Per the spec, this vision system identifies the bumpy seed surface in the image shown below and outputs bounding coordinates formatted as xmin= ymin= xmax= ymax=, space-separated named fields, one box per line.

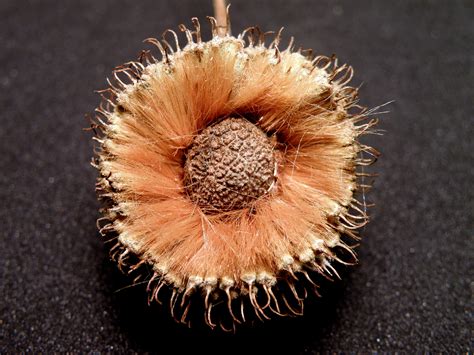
xmin=184 ymin=118 xmax=276 ymax=212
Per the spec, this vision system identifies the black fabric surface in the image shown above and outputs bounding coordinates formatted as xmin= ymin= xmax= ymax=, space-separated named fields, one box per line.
xmin=1 ymin=0 xmax=472 ymax=352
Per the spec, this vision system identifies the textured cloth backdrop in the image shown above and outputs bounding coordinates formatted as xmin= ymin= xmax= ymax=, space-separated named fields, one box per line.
xmin=0 ymin=0 xmax=472 ymax=352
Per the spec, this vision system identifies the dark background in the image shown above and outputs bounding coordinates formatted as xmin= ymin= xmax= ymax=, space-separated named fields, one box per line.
xmin=1 ymin=0 xmax=472 ymax=352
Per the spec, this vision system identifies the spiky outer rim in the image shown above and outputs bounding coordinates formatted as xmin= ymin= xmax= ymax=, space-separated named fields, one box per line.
xmin=88 ymin=16 xmax=380 ymax=331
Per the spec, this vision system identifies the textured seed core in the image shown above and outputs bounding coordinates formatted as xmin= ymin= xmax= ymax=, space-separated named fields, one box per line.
xmin=184 ymin=118 xmax=276 ymax=212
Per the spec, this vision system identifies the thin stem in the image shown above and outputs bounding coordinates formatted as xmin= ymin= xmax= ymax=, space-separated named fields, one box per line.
xmin=213 ymin=0 xmax=229 ymax=37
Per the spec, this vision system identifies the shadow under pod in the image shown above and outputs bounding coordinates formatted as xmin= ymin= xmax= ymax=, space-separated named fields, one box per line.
xmin=99 ymin=246 xmax=351 ymax=354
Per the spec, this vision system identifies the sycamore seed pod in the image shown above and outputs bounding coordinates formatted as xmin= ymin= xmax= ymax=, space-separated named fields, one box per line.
xmin=90 ymin=7 xmax=379 ymax=330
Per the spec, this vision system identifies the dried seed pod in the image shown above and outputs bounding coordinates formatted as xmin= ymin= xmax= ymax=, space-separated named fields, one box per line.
xmin=90 ymin=12 xmax=380 ymax=330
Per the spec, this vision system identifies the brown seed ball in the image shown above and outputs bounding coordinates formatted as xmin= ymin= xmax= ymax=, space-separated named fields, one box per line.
xmin=184 ymin=118 xmax=276 ymax=212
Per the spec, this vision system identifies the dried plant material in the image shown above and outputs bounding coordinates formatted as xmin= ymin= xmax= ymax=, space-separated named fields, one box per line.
xmin=89 ymin=12 xmax=379 ymax=330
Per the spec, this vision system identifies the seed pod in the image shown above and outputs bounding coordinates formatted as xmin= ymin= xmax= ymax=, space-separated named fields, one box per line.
xmin=90 ymin=11 xmax=379 ymax=330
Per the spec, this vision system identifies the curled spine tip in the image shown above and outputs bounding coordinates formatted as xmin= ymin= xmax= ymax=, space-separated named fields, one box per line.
xmin=239 ymin=26 xmax=255 ymax=46
xmin=269 ymin=27 xmax=284 ymax=49
xmin=206 ymin=16 xmax=219 ymax=38
xmin=143 ymin=37 xmax=170 ymax=64
xmin=162 ymin=29 xmax=181 ymax=52
xmin=191 ymin=17 xmax=202 ymax=43
xmin=115 ymin=67 xmax=137 ymax=84
xmin=269 ymin=27 xmax=284 ymax=61
xmin=138 ymin=49 xmax=155 ymax=65
xmin=257 ymin=28 xmax=268 ymax=46
xmin=179 ymin=24 xmax=194 ymax=45
xmin=286 ymin=36 xmax=295 ymax=52
xmin=312 ymin=55 xmax=334 ymax=70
